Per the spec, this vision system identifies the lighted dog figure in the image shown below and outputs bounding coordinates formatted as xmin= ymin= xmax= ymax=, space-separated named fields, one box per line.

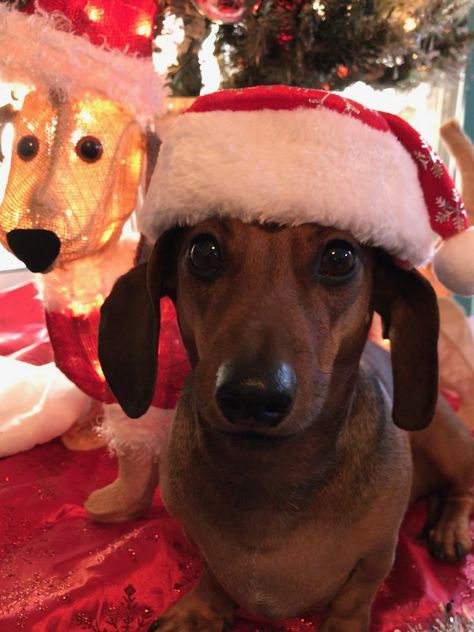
xmin=0 ymin=84 xmax=161 ymax=516
xmin=99 ymin=87 xmax=474 ymax=631
xmin=0 ymin=0 xmax=189 ymax=521
xmin=0 ymin=87 xmax=144 ymax=273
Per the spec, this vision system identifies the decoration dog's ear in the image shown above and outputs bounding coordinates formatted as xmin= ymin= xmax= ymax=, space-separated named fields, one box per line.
xmin=373 ymin=252 xmax=439 ymax=431
xmin=145 ymin=130 xmax=161 ymax=191
xmin=98 ymin=227 xmax=182 ymax=419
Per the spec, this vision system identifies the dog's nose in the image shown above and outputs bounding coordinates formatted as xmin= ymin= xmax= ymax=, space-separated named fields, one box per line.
xmin=7 ymin=229 xmax=61 ymax=272
xmin=215 ymin=359 xmax=297 ymax=427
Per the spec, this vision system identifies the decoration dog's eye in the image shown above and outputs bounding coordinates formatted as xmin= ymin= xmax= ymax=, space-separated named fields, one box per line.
xmin=187 ymin=234 xmax=222 ymax=278
xmin=318 ymin=240 xmax=358 ymax=279
xmin=17 ymin=135 xmax=39 ymax=161
xmin=75 ymin=136 xmax=103 ymax=163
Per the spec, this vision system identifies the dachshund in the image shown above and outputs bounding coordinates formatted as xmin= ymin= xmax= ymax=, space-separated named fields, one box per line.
xmin=99 ymin=217 xmax=474 ymax=632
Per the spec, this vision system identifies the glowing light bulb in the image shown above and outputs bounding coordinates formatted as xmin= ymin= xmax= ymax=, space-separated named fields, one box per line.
xmin=313 ymin=1 xmax=325 ymax=18
xmin=199 ymin=24 xmax=221 ymax=95
xmin=404 ymin=17 xmax=418 ymax=32
xmin=93 ymin=359 xmax=106 ymax=381
xmin=85 ymin=3 xmax=105 ymax=22
xmin=136 ymin=17 xmax=152 ymax=38
xmin=77 ymin=106 xmax=96 ymax=126
xmin=153 ymin=13 xmax=185 ymax=75
xmin=337 ymin=64 xmax=349 ymax=79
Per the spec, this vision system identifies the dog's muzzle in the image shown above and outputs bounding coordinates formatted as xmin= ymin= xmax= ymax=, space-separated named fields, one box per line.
xmin=7 ymin=229 xmax=61 ymax=272
xmin=215 ymin=359 xmax=297 ymax=427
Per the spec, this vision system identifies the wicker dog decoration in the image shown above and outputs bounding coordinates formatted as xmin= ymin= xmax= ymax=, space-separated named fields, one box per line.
xmin=0 ymin=0 xmax=188 ymax=521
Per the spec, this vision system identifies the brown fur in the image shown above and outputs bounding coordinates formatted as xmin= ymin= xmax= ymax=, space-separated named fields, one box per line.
xmin=99 ymin=218 xmax=474 ymax=632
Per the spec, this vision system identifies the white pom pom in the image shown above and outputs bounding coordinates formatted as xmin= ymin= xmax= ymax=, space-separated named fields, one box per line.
xmin=433 ymin=227 xmax=474 ymax=296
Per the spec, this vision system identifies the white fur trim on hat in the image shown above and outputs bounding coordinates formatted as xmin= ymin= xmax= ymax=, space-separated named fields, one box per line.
xmin=100 ymin=403 xmax=175 ymax=458
xmin=0 ymin=4 xmax=165 ymax=124
xmin=433 ymin=227 xmax=474 ymax=296
xmin=140 ymin=106 xmax=433 ymax=266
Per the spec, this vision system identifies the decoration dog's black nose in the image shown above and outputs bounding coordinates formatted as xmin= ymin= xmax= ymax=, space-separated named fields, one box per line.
xmin=7 ymin=229 xmax=61 ymax=272
xmin=215 ymin=359 xmax=297 ymax=427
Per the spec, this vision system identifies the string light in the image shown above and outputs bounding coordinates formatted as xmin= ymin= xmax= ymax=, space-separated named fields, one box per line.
xmin=84 ymin=3 xmax=105 ymax=22
xmin=153 ymin=12 xmax=222 ymax=92
xmin=199 ymin=24 xmax=221 ymax=95
xmin=313 ymin=0 xmax=325 ymax=18
xmin=153 ymin=13 xmax=185 ymax=75
xmin=404 ymin=16 xmax=418 ymax=32
xmin=337 ymin=64 xmax=349 ymax=79
xmin=136 ymin=16 xmax=153 ymax=38
xmin=92 ymin=359 xmax=106 ymax=381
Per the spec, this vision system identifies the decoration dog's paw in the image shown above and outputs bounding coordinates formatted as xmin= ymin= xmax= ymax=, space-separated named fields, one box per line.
xmin=84 ymin=481 xmax=152 ymax=523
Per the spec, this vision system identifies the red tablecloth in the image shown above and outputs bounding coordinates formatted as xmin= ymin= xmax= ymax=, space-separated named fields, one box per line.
xmin=1 ymin=440 xmax=474 ymax=632
xmin=1 ymin=283 xmax=474 ymax=631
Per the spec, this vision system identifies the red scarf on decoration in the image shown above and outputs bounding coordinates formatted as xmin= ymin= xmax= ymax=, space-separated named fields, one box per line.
xmin=45 ymin=297 xmax=190 ymax=410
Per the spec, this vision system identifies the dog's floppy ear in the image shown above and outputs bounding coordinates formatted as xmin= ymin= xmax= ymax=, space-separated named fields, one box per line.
xmin=373 ymin=252 xmax=439 ymax=431
xmin=98 ymin=228 xmax=181 ymax=419
xmin=145 ymin=130 xmax=161 ymax=190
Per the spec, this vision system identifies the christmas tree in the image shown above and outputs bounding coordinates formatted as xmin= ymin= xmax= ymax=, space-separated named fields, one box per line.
xmin=156 ymin=0 xmax=473 ymax=96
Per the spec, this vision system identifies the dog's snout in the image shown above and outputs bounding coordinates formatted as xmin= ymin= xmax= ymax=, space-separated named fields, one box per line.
xmin=215 ymin=359 xmax=297 ymax=427
xmin=7 ymin=229 xmax=61 ymax=272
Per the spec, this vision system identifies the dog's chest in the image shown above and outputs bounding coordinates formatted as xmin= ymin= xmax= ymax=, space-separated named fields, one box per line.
xmin=161 ymin=469 xmax=404 ymax=621
xmin=159 ymin=398 xmax=412 ymax=621
xmin=200 ymin=519 xmax=361 ymax=619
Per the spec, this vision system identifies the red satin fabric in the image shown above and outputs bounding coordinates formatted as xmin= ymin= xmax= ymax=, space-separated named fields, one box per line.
xmin=1 ymin=441 xmax=474 ymax=632
xmin=0 ymin=282 xmax=52 ymax=364
xmin=1 ymin=282 xmax=474 ymax=631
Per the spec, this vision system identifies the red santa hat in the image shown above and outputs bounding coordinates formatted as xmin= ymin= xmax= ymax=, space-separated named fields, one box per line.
xmin=140 ymin=85 xmax=474 ymax=296
xmin=0 ymin=0 xmax=164 ymax=124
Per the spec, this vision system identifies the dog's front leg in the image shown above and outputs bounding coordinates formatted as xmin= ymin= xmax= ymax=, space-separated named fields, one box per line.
xmin=320 ymin=545 xmax=395 ymax=632
xmin=148 ymin=567 xmax=235 ymax=632
xmin=85 ymin=447 xmax=159 ymax=522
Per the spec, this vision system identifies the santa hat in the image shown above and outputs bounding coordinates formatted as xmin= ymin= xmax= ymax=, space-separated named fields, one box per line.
xmin=0 ymin=0 xmax=164 ymax=124
xmin=140 ymin=85 xmax=474 ymax=296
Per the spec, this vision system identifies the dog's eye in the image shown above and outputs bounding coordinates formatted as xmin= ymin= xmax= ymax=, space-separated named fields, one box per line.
xmin=17 ymin=135 xmax=39 ymax=161
xmin=187 ymin=235 xmax=221 ymax=278
xmin=75 ymin=136 xmax=103 ymax=163
xmin=318 ymin=240 xmax=357 ymax=279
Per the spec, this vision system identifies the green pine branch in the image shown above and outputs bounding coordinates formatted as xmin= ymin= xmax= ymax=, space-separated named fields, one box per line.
xmin=157 ymin=0 xmax=473 ymax=96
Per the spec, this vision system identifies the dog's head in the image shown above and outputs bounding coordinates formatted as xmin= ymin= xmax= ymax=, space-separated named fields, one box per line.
xmin=0 ymin=88 xmax=150 ymax=273
xmin=98 ymin=217 xmax=439 ymax=437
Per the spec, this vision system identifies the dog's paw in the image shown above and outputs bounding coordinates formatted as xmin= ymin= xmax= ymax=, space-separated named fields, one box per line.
xmin=147 ymin=598 xmax=231 ymax=632
xmin=427 ymin=500 xmax=473 ymax=562
xmin=84 ymin=482 xmax=152 ymax=523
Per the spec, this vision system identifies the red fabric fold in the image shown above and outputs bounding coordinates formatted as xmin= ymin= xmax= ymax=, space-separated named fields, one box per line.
xmin=0 ymin=282 xmax=52 ymax=365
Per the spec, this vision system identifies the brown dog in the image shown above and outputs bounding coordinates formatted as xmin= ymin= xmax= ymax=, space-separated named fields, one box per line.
xmin=99 ymin=218 xmax=474 ymax=632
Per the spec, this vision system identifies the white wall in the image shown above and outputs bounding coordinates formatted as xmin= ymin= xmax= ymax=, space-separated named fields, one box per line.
xmin=0 ymin=244 xmax=32 ymax=290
